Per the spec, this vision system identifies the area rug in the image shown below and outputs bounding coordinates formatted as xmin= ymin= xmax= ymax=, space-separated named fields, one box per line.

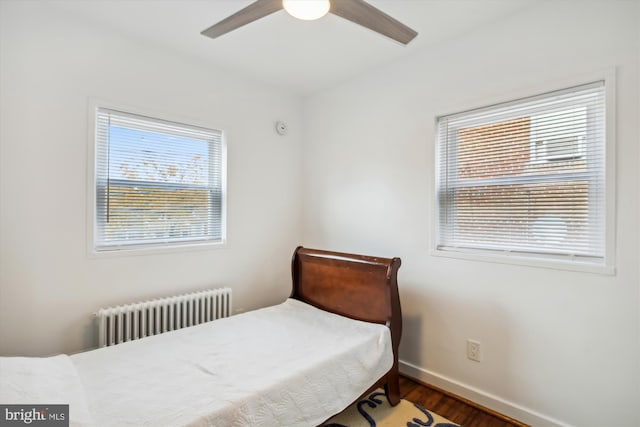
xmin=322 ymin=390 xmax=460 ymax=427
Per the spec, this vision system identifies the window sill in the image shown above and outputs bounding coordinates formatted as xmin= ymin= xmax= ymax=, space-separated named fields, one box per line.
xmin=431 ymin=246 xmax=615 ymax=275
xmin=88 ymin=239 xmax=227 ymax=259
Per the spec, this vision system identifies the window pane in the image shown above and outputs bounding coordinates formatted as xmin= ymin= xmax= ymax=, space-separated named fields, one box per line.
xmin=108 ymin=126 xmax=213 ymax=186
xmin=447 ymin=181 xmax=595 ymax=256
xmin=102 ymin=185 xmax=220 ymax=243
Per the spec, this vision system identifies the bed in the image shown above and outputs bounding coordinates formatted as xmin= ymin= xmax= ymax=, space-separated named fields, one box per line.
xmin=0 ymin=247 xmax=402 ymax=427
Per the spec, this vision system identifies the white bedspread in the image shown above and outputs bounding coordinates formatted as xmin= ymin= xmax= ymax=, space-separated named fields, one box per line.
xmin=71 ymin=298 xmax=393 ymax=427
xmin=0 ymin=354 xmax=95 ymax=426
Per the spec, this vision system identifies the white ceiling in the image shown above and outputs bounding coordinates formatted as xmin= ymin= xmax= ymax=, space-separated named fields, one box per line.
xmin=54 ymin=0 xmax=538 ymax=96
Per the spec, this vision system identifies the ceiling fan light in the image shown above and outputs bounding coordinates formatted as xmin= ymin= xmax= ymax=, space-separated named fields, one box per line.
xmin=282 ymin=0 xmax=330 ymax=21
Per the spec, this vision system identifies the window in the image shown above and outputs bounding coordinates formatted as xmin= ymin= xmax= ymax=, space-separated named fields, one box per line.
xmin=94 ymin=107 xmax=225 ymax=251
xmin=435 ymin=81 xmax=609 ymax=270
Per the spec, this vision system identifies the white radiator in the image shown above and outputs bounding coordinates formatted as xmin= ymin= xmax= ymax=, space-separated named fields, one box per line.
xmin=96 ymin=288 xmax=232 ymax=348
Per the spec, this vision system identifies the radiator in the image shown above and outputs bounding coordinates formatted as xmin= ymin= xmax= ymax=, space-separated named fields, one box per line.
xmin=96 ymin=288 xmax=232 ymax=348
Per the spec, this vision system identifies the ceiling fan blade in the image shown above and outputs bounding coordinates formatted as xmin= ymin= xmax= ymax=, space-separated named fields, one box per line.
xmin=201 ymin=0 xmax=283 ymax=39
xmin=330 ymin=0 xmax=418 ymax=45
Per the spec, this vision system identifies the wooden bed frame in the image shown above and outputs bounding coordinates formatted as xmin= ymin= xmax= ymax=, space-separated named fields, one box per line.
xmin=289 ymin=246 xmax=403 ymax=406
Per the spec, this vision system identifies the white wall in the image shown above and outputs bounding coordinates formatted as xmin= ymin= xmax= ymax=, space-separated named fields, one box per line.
xmin=0 ymin=2 xmax=303 ymax=356
xmin=303 ymin=1 xmax=639 ymax=426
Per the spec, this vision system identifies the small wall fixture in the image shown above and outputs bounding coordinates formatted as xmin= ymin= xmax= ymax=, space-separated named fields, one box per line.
xmin=275 ymin=121 xmax=288 ymax=135
xmin=282 ymin=0 xmax=331 ymax=21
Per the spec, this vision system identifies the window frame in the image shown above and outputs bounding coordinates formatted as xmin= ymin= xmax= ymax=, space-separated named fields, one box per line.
xmin=431 ymin=73 xmax=616 ymax=274
xmin=87 ymin=101 xmax=227 ymax=256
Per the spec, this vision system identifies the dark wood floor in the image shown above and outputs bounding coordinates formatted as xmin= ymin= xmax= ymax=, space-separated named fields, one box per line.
xmin=399 ymin=376 xmax=528 ymax=427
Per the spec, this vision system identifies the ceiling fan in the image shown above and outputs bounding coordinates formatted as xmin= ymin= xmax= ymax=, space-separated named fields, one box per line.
xmin=201 ymin=0 xmax=418 ymax=45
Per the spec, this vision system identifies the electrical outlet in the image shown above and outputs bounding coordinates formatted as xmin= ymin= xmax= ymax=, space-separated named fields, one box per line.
xmin=467 ymin=339 xmax=481 ymax=362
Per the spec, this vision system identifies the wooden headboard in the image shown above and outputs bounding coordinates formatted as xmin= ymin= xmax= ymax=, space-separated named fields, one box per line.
xmin=289 ymin=246 xmax=403 ymax=404
xmin=290 ymin=246 xmax=401 ymax=325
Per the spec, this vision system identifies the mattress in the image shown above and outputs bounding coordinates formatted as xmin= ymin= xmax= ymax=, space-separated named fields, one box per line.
xmin=70 ymin=298 xmax=393 ymax=427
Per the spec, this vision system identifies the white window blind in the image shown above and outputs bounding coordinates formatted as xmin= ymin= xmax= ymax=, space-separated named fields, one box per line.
xmin=94 ymin=108 xmax=225 ymax=251
xmin=436 ymin=81 xmax=606 ymax=265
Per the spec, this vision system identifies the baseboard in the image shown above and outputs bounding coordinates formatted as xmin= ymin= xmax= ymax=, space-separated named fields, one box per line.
xmin=399 ymin=359 xmax=573 ymax=427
